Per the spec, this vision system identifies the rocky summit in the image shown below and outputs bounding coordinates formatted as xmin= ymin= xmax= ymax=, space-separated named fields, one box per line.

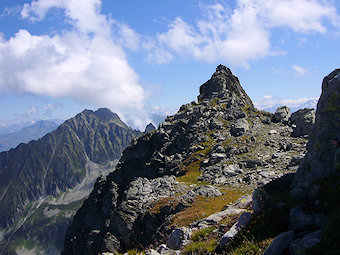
xmin=63 ymin=65 xmax=323 ymax=255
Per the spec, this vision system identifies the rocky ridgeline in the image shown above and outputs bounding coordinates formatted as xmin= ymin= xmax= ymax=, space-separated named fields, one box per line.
xmin=63 ymin=65 xmax=317 ymax=255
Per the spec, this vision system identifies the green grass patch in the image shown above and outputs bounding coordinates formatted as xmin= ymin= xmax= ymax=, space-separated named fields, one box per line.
xmin=172 ymin=189 xmax=246 ymax=227
xmin=183 ymin=238 xmax=218 ymax=254
xmin=148 ymin=197 xmax=179 ymax=215
xmin=176 ymin=159 xmax=203 ymax=185
xmin=229 ymin=237 xmax=272 ymax=255
xmin=191 ymin=227 xmax=214 ymax=242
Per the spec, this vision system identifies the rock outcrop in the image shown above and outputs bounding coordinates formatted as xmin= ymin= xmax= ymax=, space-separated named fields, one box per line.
xmin=251 ymin=69 xmax=340 ymax=255
xmin=290 ymin=69 xmax=340 ymax=200
xmin=198 ymin=64 xmax=254 ymax=109
xmin=63 ymin=65 xmax=309 ymax=255
xmin=272 ymin=106 xmax=291 ymax=123
xmin=145 ymin=123 xmax=156 ymax=133
xmin=287 ymin=69 xmax=340 ymax=253
xmin=291 ymin=108 xmax=315 ymax=137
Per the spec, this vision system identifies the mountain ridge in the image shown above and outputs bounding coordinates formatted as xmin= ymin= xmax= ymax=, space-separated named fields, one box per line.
xmin=0 ymin=120 xmax=62 ymax=152
xmin=63 ymin=65 xmax=312 ymax=254
xmin=0 ymin=108 xmax=141 ymax=254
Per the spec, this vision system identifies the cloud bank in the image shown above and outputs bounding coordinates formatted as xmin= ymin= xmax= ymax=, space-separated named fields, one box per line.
xmin=255 ymin=95 xmax=319 ymax=111
xmin=0 ymin=0 xmax=145 ymax=114
xmin=149 ymin=0 xmax=339 ymax=66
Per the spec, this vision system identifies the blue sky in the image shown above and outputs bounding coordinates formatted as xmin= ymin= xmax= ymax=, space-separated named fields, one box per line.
xmin=0 ymin=0 xmax=339 ymax=129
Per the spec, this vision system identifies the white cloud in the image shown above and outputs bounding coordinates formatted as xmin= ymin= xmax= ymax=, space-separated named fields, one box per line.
xmin=21 ymin=0 xmax=112 ymax=36
xmin=292 ymin=65 xmax=307 ymax=77
xmin=255 ymin=0 xmax=339 ymax=33
xmin=0 ymin=0 xmax=145 ymax=114
xmin=118 ymin=23 xmax=141 ymax=51
xmin=150 ymin=0 xmax=339 ymax=66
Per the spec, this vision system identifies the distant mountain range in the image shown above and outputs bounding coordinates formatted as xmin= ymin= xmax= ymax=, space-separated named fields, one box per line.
xmin=258 ymin=98 xmax=318 ymax=113
xmin=0 ymin=120 xmax=63 ymax=152
xmin=0 ymin=108 xmax=141 ymax=255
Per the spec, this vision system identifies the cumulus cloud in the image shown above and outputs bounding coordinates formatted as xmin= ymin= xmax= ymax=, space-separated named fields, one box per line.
xmin=117 ymin=23 xmax=141 ymax=51
xmin=0 ymin=0 xmax=145 ymax=115
xmin=292 ymin=65 xmax=307 ymax=77
xmin=149 ymin=0 xmax=339 ymax=66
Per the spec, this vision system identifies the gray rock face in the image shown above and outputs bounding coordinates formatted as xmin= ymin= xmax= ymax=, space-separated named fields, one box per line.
xmin=263 ymin=231 xmax=293 ymax=255
xmin=145 ymin=123 xmax=157 ymax=133
xmin=198 ymin=64 xmax=254 ymax=109
xmin=231 ymin=118 xmax=249 ymax=136
xmin=289 ymin=206 xmax=314 ymax=232
xmin=252 ymin=188 xmax=270 ymax=214
xmin=273 ymin=106 xmax=291 ymax=123
xmin=218 ymin=212 xmax=252 ymax=247
xmin=290 ymin=68 xmax=340 ymax=201
xmin=182 ymin=185 xmax=221 ymax=204
xmin=166 ymin=227 xmax=192 ymax=250
xmin=290 ymin=229 xmax=322 ymax=255
xmin=291 ymin=108 xmax=315 ymax=137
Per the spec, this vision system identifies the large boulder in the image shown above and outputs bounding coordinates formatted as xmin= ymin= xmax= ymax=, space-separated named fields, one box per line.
xmin=272 ymin=106 xmax=291 ymax=123
xmin=231 ymin=118 xmax=249 ymax=136
xmin=263 ymin=231 xmax=293 ymax=255
xmin=218 ymin=212 xmax=252 ymax=247
xmin=166 ymin=227 xmax=192 ymax=250
xmin=289 ymin=229 xmax=322 ymax=255
xmin=291 ymin=108 xmax=315 ymax=137
xmin=290 ymin=69 xmax=340 ymax=201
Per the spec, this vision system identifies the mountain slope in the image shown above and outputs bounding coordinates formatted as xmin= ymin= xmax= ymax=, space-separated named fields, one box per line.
xmin=0 ymin=120 xmax=62 ymax=152
xmin=0 ymin=108 xmax=141 ymax=254
xmin=63 ymin=65 xmax=309 ymax=254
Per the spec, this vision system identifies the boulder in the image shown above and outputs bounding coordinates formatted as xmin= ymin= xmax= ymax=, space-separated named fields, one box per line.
xmin=272 ymin=106 xmax=291 ymax=123
xmin=222 ymin=164 xmax=242 ymax=177
xmin=218 ymin=212 xmax=252 ymax=247
xmin=231 ymin=118 xmax=249 ymax=136
xmin=166 ymin=227 xmax=192 ymax=250
xmin=263 ymin=231 xmax=293 ymax=255
xmin=291 ymin=108 xmax=315 ymax=137
xmin=195 ymin=208 xmax=245 ymax=228
xmin=182 ymin=185 xmax=222 ymax=204
xmin=192 ymin=185 xmax=222 ymax=197
xmin=289 ymin=206 xmax=314 ymax=232
xmin=290 ymin=230 xmax=322 ymax=255
xmin=252 ymin=188 xmax=270 ymax=214
xmin=157 ymin=244 xmax=180 ymax=255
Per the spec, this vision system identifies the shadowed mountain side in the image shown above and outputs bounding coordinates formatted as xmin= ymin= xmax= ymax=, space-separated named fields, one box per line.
xmin=0 ymin=108 xmax=141 ymax=254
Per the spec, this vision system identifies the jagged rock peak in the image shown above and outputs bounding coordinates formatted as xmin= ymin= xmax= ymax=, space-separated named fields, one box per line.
xmin=95 ymin=108 xmax=120 ymax=122
xmin=144 ymin=123 xmax=156 ymax=133
xmin=198 ymin=64 xmax=254 ymax=109
xmin=79 ymin=108 xmax=121 ymax=123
